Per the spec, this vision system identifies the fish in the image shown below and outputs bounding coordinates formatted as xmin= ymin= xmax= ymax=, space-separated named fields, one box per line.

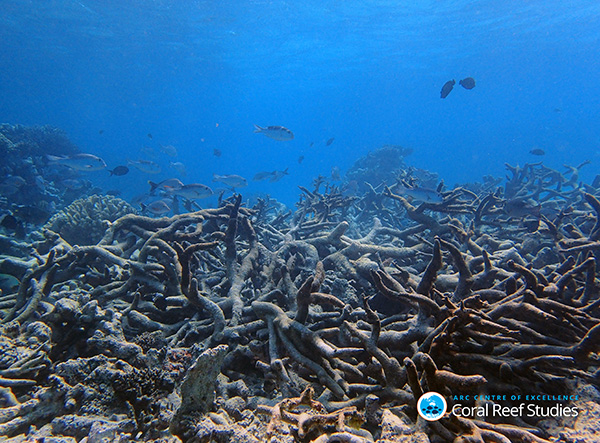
xmin=459 ymin=77 xmax=476 ymax=89
xmin=141 ymin=199 xmax=172 ymax=216
xmin=0 ymin=184 xmax=20 ymax=196
xmin=140 ymin=146 xmax=157 ymax=157
xmin=504 ymin=198 xmax=541 ymax=218
xmin=106 ymin=189 xmax=122 ymax=196
xmin=326 ymin=137 xmax=335 ymax=146
xmin=270 ymin=168 xmax=289 ymax=182
xmin=253 ymin=124 xmax=294 ymax=141
xmin=149 ymin=178 xmax=184 ymax=194
xmin=253 ymin=171 xmax=275 ymax=182
xmin=309 ymin=142 xmax=314 ymax=147
xmin=331 ymin=166 xmax=341 ymax=181
xmin=47 ymin=153 xmax=107 ymax=171
xmin=171 ymin=183 xmax=213 ymax=199
xmin=298 ymin=155 xmax=304 ymax=164
xmin=0 ymin=214 xmax=25 ymax=238
xmin=212 ymin=174 xmax=248 ymax=188
xmin=11 ymin=205 xmax=51 ymax=224
xmin=397 ymin=185 xmax=443 ymax=203
xmin=109 ymin=166 xmax=129 ymax=176
xmin=160 ymin=144 xmax=178 ymax=157
xmin=3 ymin=176 xmax=26 ymax=188
xmin=147 ymin=133 xmax=153 ymax=139
xmin=170 ymin=162 xmax=187 ymax=176
xmin=128 ymin=159 xmax=162 ymax=174
xmin=60 ymin=179 xmax=87 ymax=190
xmin=529 ymin=148 xmax=546 ymax=156
xmin=99 ymin=129 xmax=104 ymax=134
xmin=440 ymin=79 xmax=455 ymax=99
xmin=213 ymin=148 xmax=222 ymax=157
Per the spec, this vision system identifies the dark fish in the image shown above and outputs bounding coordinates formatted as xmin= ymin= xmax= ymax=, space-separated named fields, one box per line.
xmin=529 ymin=148 xmax=545 ymax=156
xmin=214 ymin=148 xmax=222 ymax=157
xmin=11 ymin=205 xmax=51 ymax=225
xmin=109 ymin=165 xmax=129 ymax=176
xmin=440 ymin=79 xmax=455 ymax=99
xmin=459 ymin=77 xmax=476 ymax=90
xmin=99 ymin=129 xmax=104 ymax=134
xmin=147 ymin=133 xmax=153 ymax=139
xmin=309 ymin=142 xmax=314 ymax=147
xmin=504 ymin=199 xmax=541 ymax=218
xmin=326 ymin=137 xmax=335 ymax=146
xmin=1 ymin=214 xmax=19 ymax=230
xmin=298 ymin=155 xmax=304 ymax=164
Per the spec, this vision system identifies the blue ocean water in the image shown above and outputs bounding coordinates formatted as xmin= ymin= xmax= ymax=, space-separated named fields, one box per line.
xmin=1 ymin=1 xmax=599 ymax=207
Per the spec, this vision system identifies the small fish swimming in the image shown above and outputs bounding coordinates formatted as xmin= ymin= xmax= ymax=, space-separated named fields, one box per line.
xmin=440 ymin=79 xmax=455 ymax=99
xmin=128 ymin=159 xmax=162 ymax=174
xmin=326 ymin=137 xmax=335 ymax=146
xmin=459 ymin=77 xmax=476 ymax=89
xmin=213 ymin=174 xmax=248 ymax=188
xmin=270 ymin=168 xmax=289 ymax=183
xmin=213 ymin=148 xmax=222 ymax=157
xmin=331 ymin=166 xmax=341 ymax=181
xmin=147 ymin=133 xmax=153 ymax=139
xmin=109 ymin=166 xmax=129 ymax=176
xmin=149 ymin=178 xmax=184 ymax=194
xmin=60 ymin=179 xmax=87 ymax=190
xmin=253 ymin=171 xmax=275 ymax=182
xmin=397 ymin=185 xmax=443 ymax=203
xmin=504 ymin=198 xmax=541 ymax=218
xmin=171 ymin=183 xmax=213 ymax=199
xmin=47 ymin=153 xmax=107 ymax=171
xmin=141 ymin=199 xmax=172 ymax=216
xmin=253 ymin=124 xmax=294 ymax=141
xmin=529 ymin=148 xmax=546 ymax=156
xmin=298 ymin=155 xmax=304 ymax=164
xmin=160 ymin=144 xmax=178 ymax=157
xmin=11 ymin=205 xmax=51 ymax=224
xmin=170 ymin=161 xmax=187 ymax=176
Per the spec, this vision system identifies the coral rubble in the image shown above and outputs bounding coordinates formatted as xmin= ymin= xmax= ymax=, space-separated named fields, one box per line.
xmin=0 ymin=156 xmax=599 ymax=442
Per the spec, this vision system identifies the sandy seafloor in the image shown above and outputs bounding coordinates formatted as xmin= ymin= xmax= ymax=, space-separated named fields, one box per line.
xmin=0 ymin=125 xmax=599 ymax=442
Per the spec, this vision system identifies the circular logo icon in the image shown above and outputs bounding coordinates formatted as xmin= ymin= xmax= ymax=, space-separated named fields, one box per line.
xmin=417 ymin=392 xmax=447 ymax=421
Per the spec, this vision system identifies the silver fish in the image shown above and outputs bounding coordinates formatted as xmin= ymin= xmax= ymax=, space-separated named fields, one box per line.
xmin=141 ymin=199 xmax=172 ymax=216
xmin=398 ymin=185 xmax=443 ymax=203
xmin=128 ymin=159 xmax=162 ymax=174
xmin=212 ymin=174 xmax=248 ymax=188
xmin=171 ymin=183 xmax=213 ymax=199
xmin=170 ymin=161 xmax=187 ymax=176
xmin=149 ymin=178 xmax=184 ymax=194
xmin=160 ymin=144 xmax=178 ymax=157
xmin=269 ymin=168 xmax=289 ymax=182
xmin=253 ymin=171 xmax=275 ymax=181
xmin=48 ymin=153 xmax=107 ymax=171
xmin=253 ymin=124 xmax=294 ymax=141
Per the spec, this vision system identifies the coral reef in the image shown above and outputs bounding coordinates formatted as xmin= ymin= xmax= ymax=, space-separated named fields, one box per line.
xmin=0 ymin=157 xmax=598 ymax=442
xmin=43 ymin=194 xmax=137 ymax=245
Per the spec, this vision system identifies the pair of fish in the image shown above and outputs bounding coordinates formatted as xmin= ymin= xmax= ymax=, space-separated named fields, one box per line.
xmin=440 ymin=77 xmax=476 ymax=99
xmin=254 ymin=125 xmax=294 ymax=141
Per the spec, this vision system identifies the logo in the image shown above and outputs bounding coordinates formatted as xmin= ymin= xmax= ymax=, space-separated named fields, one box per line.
xmin=417 ymin=392 xmax=447 ymax=421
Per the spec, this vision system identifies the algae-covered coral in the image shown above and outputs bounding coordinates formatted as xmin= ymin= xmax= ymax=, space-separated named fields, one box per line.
xmin=0 ymin=159 xmax=599 ymax=442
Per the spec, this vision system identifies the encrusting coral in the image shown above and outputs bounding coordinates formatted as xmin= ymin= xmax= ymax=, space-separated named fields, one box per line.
xmin=0 ymin=158 xmax=599 ymax=442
